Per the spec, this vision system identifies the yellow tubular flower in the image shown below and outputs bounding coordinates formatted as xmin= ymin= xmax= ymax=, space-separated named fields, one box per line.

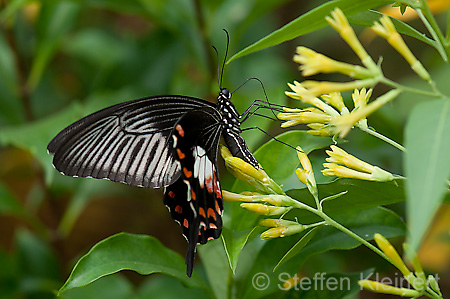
xmin=282 ymin=274 xmax=302 ymax=291
xmin=374 ymin=234 xmax=412 ymax=277
xmin=259 ymin=218 xmax=298 ymax=227
xmin=325 ymin=8 xmax=377 ymax=71
xmin=332 ymin=89 xmax=401 ymax=138
xmin=322 ymin=163 xmax=373 ymax=180
xmin=278 ymin=110 xmax=332 ymax=127
xmin=285 ymin=81 xmax=339 ymax=116
xmin=220 ymin=145 xmax=284 ymax=195
xmin=261 ymin=227 xmax=288 ymax=239
xmin=306 ymin=123 xmax=337 ymax=137
xmin=358 ymin=280 xmax=420 ymax=297
xmin=294 ymin=47 xmax=374 ymax=78
xmin=296 ymin=146 xmax=318 ymax=198
xmin=261 ymin=224 xmax=306 ymax=240
xmin=321 ymin=92 xmax=346 ymax=112
xmin=324 ymin=146 xmax=394 ymax=182
xmin=222 ymin=190 xmax=258 ymax=202
xmin=240 ymin=203 xmax=290 ymax=216
xmin=372 ymin=15 xmax=430 ymax=81
xmin=301 ymin=79 xmax=377 ymax=98
xmin=351 ymin=88 xmax=372 ymax=129
xmin=326 ymin=145 xmax=375 ymax=173
xmin=352 ymin=88 xmax=372 ymax=110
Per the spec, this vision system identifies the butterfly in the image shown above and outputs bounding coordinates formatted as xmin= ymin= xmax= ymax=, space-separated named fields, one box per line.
xmin=47 ymin=87 xmax=262 ymax=277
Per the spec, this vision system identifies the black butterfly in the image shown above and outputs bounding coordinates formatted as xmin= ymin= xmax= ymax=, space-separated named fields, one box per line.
xmin=47 ymin=88 xmax=263 ymax=277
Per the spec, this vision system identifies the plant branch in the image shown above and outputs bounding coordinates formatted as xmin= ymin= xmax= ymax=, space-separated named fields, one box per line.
xmin=357 ymin=126 xmax=406 ymax=152
xmin=381 ymin=77 xmax=443 ymax=98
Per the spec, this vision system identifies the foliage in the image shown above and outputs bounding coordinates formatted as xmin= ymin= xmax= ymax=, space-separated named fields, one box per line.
xmin=0 ymin=0 xmax=449 ymax=298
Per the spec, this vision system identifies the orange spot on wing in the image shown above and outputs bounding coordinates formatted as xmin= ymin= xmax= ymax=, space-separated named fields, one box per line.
xmin=183 ymin=167 xmax=192 ymax=178
xmin=190 ymin=189 xmax=196 ymax=200
xmin=207 ymin=236 xmax=214 ymax=241
xmin=168 ymin=191 xmax=175 ymax=198
xmin=176 ymin=124 xmax=185 ymax=137
xmin=177 ymin=148 xmax=185 ymax=159
xmin=183 ymin=218 xmax=189 ymax=228
xmin=199 ymin=207 xmax=206 ymax=218
xmin=174 ymin=205 xmax=182 ymax=213
xmin=209 ymin=223 xmax=217 ymax=229
xmin=207 ymin=208 xmax=217 ymax=221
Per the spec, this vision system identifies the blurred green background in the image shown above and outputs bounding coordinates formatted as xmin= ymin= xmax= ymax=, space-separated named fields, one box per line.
xmin=1 ymin=0 xmax=449 ymax=298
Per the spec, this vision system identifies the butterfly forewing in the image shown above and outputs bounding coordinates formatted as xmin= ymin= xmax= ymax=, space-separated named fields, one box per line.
xmin=163 ymin=107 xmax=224 ymax=277
xmin=47 ymin=96 xmax=215 ymax=189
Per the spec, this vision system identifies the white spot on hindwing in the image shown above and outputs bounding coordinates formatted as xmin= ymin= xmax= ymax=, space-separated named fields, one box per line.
xmin=172 ymin=135 xmax=178 ymax=148
xmin=192 ymin=146 xmax=213 ymax=188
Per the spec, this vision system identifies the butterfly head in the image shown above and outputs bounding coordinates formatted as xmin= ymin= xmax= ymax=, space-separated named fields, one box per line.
xmin=219 ymin=88 xmax=231 ymax=100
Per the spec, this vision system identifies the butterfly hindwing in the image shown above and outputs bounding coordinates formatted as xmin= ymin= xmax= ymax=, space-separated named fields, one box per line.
xmin=163 ymin=107 xmax=224 ymax=277
xmin=47 ymin=96 xmax=215 ymax=189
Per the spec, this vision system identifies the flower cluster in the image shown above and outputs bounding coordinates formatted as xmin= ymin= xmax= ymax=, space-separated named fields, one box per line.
xmin=280 ymin=8 xmax=434 ymax=138
xmin=221 ymin=145 xmax=325 ymax=240
xmin=359 ymin=234 xmax=443 ymax=298
xmin=322 ymin=145 xmax=394 ymax=182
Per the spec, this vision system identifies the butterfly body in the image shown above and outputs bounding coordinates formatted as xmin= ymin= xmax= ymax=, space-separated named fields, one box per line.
xmin=48 ymin=88 xmax=259 ymax=277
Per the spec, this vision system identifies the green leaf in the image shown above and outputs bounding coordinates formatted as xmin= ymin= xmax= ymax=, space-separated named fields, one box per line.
xmin=221 ymin=227 xmax=256 ymax=273
xmin=347 ymin=10 xmax=436 ymax=48
xmin=59 ymin=233 xmax=208 ymax=295
xmin=240 ymin=207 xmax=405 ymax=298
xmin=404 ymin=99 xmax=450 ymax=255
xmin=228 ymin=0 xmax=393 ymax=62
xmin=273 ymin=227 xmax=319 ymax=272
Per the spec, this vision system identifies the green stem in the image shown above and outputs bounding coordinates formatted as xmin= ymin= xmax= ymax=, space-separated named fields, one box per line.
xmin=358 ymin=126 xmax=406 ymax=152
xmin=381 ymin=77 xmax=443 ymax=98
xmin=313 ymin=193 xmax=321 ymax=211
xmin=415 ymin=1 xmax=449 ymax=60
xmin=289 ymin=200 xmax=390 ymax=264
xmin=319 ymin=212 xmax=390 ymax=262
xmin=416 ymin=9 xmax=448 ymax=62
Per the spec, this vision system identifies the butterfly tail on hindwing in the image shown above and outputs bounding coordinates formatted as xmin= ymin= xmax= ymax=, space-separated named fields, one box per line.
xmin=163 ymin=107 xmax=224 ymax=277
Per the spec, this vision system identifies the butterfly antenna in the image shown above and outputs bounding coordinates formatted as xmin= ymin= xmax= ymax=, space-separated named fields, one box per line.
xmin=242 ymin=126 xmax=304 ymax=154
xmin=212 ymin=45 xmax=221 ymax=89
xmin=220 ymin=29 xmax=230 ymax=90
